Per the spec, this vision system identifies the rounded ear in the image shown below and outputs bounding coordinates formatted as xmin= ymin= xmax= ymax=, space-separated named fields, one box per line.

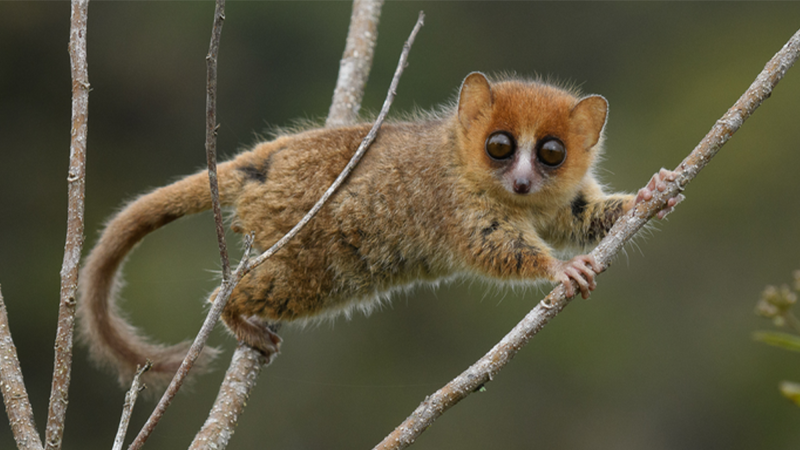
xmin=458 ymin=72 xmax=493 ymax=130
xmin=570 ymin=95 xmax=608 ymax=150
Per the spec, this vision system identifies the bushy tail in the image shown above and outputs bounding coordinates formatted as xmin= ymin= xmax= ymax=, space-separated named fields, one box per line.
xmin=78 ymin=162 xmax=241 ymax=390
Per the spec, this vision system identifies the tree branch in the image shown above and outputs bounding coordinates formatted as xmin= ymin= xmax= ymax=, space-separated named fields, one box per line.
xmin=187 ymin=345 xmax=268 ymax=450
xmin=326 ymin=0 xmax=384 ymax=128
xmin=112 ymin=361 xmax=151 ymax=450
xmin=373 ymin=27 xmax=800 ymax=450
xmin=44 ymin=1 xmax=90 ymax=449
xmin=205 ymin=0 xmax=230 ymax=280
xmin=0 ymin=287 xmax=44 ymax=450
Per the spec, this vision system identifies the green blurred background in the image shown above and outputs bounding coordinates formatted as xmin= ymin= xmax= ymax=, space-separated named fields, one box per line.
xmin=2 ymin=2 xmax=800 ymax=449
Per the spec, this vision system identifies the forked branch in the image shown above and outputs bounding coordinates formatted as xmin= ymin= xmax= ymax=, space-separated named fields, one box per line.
xmin=373 ymin=27 xmax=800 ymax=450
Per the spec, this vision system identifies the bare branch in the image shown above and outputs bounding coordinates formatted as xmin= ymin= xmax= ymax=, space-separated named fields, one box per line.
xmin=0 ymin=287 xmax=44 ymax=450
xmin=112 ymin=361 xmax=152 ymax=450
xmin=326 ymin=0 xmax=384 ymax=127
xmin=205 ymin=0 xmax=230 ymax=280
xmin=188 ymin=345 xmax=270 ymax=450
xmin=373 ymin=27 xmax=800 ymax=450
xmin=44 ymin=1 xmax=90 ymax=449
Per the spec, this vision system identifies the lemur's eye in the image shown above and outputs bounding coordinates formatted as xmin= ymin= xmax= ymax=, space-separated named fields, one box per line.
xmin=485 ymin=131 xmax=516 ymax=160
xmin=537 ymin=138 xmax=566 ymax=167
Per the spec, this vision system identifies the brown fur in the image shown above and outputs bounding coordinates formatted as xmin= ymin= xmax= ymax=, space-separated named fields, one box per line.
xmin=78 ymin=73 xmax=636 ymax=389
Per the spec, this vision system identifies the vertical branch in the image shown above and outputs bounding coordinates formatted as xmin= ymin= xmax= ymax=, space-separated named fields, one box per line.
xmin=188 ymin=345 xmax=269 ymax=450
xmin=45 ymin=1 xmax=90 ymax=449
xmin=326 ymin=0 xmax=384 ymax=127
xmin=112 ymin=362 xmax=151 ymax=450
xmin=0 ymin=287 xmax=44 ymax=450
xmin=205 ymin=0 xmax=230 ymax=280
xmin=372 ymin=27 xmax=800 ymax=450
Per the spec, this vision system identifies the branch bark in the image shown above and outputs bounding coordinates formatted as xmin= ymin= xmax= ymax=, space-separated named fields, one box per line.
xmin=112 ymin=361 xmax=151 ymax=450
xmin=44 ymin=1 xmax=90 ymax=449
xmin=326 ymin=0 xmax=384 ymax=127
xmin=0 ymin=287 xmax=44 ymax=450
xmin=188 ymin=345 xmax=268 ymax=450
xmin=373 ymin=27 xmax=800 ymax=450
xmin=205 ymin=0 xmax=230 ymax=280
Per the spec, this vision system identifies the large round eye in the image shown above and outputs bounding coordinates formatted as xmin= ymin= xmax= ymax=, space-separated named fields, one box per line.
xmin=485 ymin=131 xmax=516 ymax=160
xmin=537 ymin=138 xmax=566 ymax=167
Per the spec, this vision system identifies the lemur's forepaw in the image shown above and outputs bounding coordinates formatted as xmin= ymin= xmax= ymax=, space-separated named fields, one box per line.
xmin=635 ymin=168 xmax=685 ymax=219
xmin=552 ymin=254 xmax=602 ymax=299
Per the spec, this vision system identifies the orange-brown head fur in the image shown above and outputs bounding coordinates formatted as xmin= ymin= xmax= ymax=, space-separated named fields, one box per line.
xmin=454 ymin=72 xmax=607 ymax=212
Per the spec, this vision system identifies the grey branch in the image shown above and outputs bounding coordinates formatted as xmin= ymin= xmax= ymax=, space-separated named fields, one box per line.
xmin=45 ymin=1 xmax=90 ymax=450
xmin=373 ymin=27 xmax=800 ymax=450
xmin=112 ymin=361 xmax=151 ymax=450
xmin=0 ymin=287 xmax=44 ymax=450
xmin=205 ymin=0 xmax=230 ymax=280
xmin=326 ymin=0 xmax=384 ymax=128
xmin=188 ymin=345 xmax=269 ymax=450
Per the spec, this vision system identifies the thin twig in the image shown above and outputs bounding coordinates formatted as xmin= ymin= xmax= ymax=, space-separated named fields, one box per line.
xmin=186 ymin=11 xmax=425 ymax=450
xmin=0 ymin=287 xmax=44 ymax=450
xmin=373 ymin=27 xmax=800 ymax=450
xmin=326 ymin=0 xmax=384 ymax=127
xmin=187 ymin=345 xmax=269 ymax=450
xmin=45 ymin=1 xmax=90 ymax=449
xmin=112 ymin=361 xmax=152 ymax=450
xmin=205 ymin=0 xmax=230 ymax=280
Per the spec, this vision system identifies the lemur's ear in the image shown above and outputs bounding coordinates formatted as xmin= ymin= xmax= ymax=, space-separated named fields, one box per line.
xmin=458 ymin=72 xmax=493 ymax=131
xmin=570 ymin=95 xmax=608 ymax=150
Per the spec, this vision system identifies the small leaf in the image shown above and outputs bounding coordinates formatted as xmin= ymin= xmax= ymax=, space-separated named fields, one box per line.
xmin=752 ymin=331 xmax=800 ymax=352
xmin=779 ymin=381 xmax=800 ymax=407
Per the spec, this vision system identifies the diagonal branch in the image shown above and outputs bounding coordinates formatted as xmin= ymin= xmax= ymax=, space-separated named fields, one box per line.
xmin=45 ymin=1 xmax=90 ymax=449
xmin=326 ymin=0 xmax=385 ymax=127
xmin=373 ymin=27 xmax=800 ymax=450
xmin=0 ymin=287 xmax=44 ymax=450
xmin=112 ymin=361 xmax=151 ymax=450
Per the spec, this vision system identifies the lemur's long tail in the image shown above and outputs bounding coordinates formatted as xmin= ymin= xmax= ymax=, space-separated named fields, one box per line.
xmin=78 ymin=161 xmax=242 ymax=390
